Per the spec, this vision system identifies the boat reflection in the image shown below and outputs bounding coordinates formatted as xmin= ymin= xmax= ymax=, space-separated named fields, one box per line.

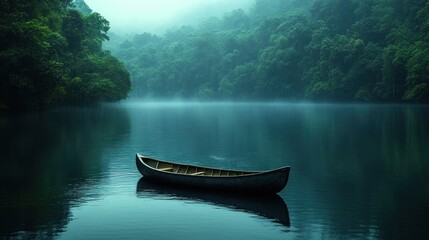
xmin=136 ymin=177 xmax=290 ymax=227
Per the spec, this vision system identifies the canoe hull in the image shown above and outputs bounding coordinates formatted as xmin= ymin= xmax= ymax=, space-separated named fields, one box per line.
xmin=136 ymin=154 xmax=290 ymax=194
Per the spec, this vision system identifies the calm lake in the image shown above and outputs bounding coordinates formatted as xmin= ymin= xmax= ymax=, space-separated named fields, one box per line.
xmin=1 ymin=102 xmax=428 ymax=239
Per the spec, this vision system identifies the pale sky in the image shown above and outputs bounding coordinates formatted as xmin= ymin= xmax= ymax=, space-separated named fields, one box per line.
xmin=85 ymin=0 xmax=254 ymax=34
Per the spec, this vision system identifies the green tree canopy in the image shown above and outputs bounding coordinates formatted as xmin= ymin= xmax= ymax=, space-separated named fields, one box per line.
xmin=0 ymin=0 xmax=130 ymax=111
xmin=106 ymin=0 xmax=429 ymax=103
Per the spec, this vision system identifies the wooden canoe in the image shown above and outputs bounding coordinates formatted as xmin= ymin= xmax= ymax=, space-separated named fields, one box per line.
xmin=135 ymin=154 xmax=290 ymax=194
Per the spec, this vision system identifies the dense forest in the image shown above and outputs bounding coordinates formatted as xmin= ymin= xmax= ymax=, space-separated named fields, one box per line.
xmin=0 ymin=0 xmax=130 ymax=111
xmin=110 ymin=0 xmax=429 ymax=103
xmin=1 ymin=0 xmax=428 ymax=109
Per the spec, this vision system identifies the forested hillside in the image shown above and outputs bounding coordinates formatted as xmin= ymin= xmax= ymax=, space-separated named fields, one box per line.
xmin=111 ymin=0 xmax=429 ymax=102
xmin=0 ymin=0 xmax=130 ymax=111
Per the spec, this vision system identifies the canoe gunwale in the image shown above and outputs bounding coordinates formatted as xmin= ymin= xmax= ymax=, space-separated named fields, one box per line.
xmin=136 ymin=154 xmax=290 ymax=179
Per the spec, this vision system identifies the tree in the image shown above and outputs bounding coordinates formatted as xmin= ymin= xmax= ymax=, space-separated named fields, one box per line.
xmin=0 ymin=0 xmax=131 ymax=111
xmin=62 ymin=10 xmax=85 ymax=52
xmin=0 ymin=3 xmax=69 ymax=110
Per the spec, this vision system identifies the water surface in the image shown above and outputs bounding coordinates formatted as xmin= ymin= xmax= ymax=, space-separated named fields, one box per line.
xmin=0 ymin=102 xmax=428 ymax=239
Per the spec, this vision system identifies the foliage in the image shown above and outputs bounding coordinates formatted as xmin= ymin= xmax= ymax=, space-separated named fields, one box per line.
xmin=0 ymin=0 xmax=130 ymax=111
xmin=106 ymin=0 xmax=429 ymax=103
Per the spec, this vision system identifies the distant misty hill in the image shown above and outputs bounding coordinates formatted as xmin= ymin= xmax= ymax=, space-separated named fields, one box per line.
xmin=106 ymin=0 xmax=429 ymax=103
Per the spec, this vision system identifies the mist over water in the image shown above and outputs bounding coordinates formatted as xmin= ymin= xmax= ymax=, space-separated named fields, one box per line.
xmin=85 ymin=0 xmax=254 ymax=34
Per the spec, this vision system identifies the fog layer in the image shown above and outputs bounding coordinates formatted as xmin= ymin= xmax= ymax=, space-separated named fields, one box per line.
xmin=85 ymin=0 xmax=253 ymax=34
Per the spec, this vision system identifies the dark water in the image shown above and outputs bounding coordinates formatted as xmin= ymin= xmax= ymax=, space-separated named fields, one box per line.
xmin=1 ymin=102 xmax=428 ymax=239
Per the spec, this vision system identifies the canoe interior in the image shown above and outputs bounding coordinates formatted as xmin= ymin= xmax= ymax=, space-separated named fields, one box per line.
xmin=143 ymin=157 xmax=258 ymax=177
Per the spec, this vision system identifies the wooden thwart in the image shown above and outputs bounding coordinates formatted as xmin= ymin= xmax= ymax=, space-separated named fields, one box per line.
xmin=159 ymin=167 xmax=173 ymax=171
xmin=191 ymin=171 xmax=205 ymax=175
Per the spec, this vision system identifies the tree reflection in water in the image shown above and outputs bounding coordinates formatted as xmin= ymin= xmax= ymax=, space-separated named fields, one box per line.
xmin=0 ymin=106 xmax=130 ymax=238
